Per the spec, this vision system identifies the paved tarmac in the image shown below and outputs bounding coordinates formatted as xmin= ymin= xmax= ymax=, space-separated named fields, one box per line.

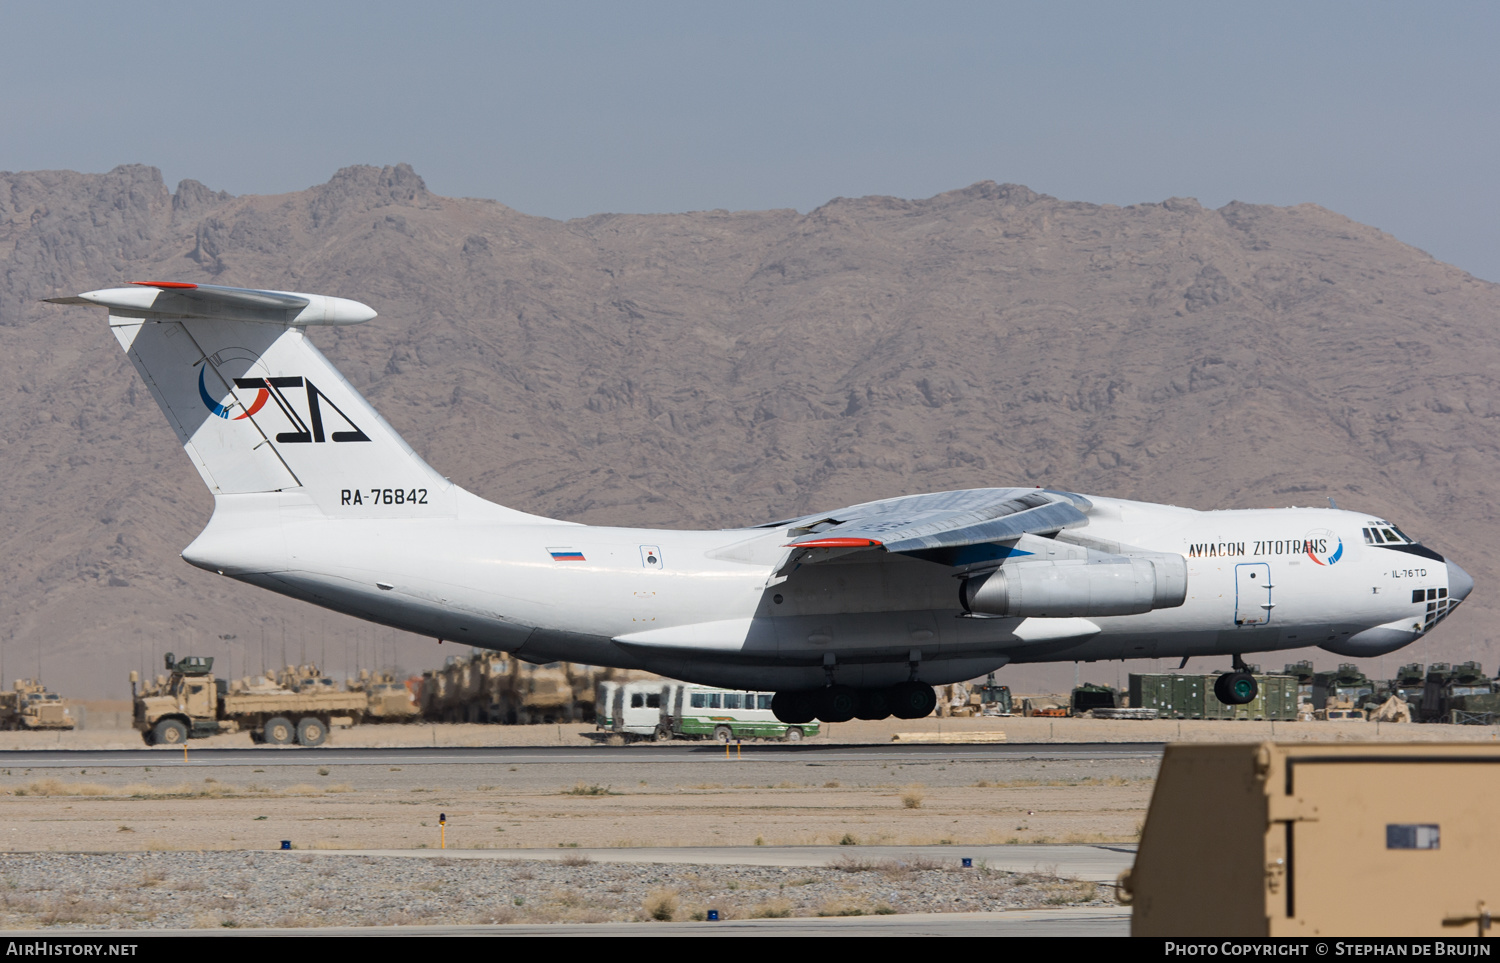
xmin=297 ymin=843 xmax=1137 ymax=882
xmin=0 ymin=742 xmax=1164 ymax=768
xmin=0 ymin=907 xmax=1131 ymax=937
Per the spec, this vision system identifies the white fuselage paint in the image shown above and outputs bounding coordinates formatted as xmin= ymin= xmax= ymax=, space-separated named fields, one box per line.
xmin=184 ymin=487 xmax=1454 ymax=691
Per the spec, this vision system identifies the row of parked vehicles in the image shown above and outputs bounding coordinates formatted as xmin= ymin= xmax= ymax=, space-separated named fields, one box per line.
xmin=1054 ymin=660 xmax=1500 ymax=723
xmin=121 ymin=647 xmax=1500 ymax=746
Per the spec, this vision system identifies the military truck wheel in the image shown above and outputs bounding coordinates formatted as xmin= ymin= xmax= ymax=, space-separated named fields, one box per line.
xmin=296 ymin=717 xmax=328 ymax=747
xmin=713 ymin=725 xmax=734 ymax=744
xmin=782 ymin=726 xmax=804 ymax=743
xmin=263 ymin=716 xmax=295 ymax=746
xmin=152 ymin=719 xmax=189 ymax=746
xmin=1214 ymin=672 xmax=1258 ymax=706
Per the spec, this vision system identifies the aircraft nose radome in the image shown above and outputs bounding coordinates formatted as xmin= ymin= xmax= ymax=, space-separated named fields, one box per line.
xmin=1447 ymin=560 xmax=1474 ymax=602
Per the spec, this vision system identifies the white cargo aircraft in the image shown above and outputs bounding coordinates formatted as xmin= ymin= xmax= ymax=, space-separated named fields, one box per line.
xmin=50 ymin=283 xmax=1472 ymax=724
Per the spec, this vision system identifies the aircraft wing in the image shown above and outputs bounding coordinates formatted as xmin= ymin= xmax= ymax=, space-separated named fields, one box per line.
xmin=772 ymin=487 xmax=1091 ymax=558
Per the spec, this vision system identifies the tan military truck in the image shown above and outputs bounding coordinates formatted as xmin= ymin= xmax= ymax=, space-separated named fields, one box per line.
xmin=0 ymin=680 xmax=75 ymax=730
xmin=348 ymin=670 xmax=419 ymax=722
xmin=131 ymin=653 xmax=366 ymax=746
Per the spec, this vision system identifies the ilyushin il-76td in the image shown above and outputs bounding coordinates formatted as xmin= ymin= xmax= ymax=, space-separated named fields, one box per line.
xmin=49 ymin=282 xmax=1473 ymax=723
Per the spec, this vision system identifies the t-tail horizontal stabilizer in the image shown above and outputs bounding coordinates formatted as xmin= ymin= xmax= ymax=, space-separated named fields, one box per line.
xmin=45 ymin=282 xmax=450 ymax=517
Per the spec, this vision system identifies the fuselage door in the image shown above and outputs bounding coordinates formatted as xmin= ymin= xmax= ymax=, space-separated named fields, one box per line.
xmin=1234 ymin=562 xmax=1273 ymax=626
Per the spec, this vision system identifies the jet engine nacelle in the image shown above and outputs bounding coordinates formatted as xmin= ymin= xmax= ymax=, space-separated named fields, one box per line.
xmin=962 ymin=554 xmax=1188 ymax=618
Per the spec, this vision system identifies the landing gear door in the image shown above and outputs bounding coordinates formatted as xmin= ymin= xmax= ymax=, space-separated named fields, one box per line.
xmin=1234 ymin=562 xmax=1273 ymax=626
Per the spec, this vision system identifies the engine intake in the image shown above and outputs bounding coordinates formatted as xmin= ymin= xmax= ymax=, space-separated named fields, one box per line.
xmin=962 ymin=554 xmax=1187 ymax=618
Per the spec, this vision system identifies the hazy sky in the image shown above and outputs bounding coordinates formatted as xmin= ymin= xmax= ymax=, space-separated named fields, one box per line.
xmin=5 ymin=1 xmax=1498 ymax=278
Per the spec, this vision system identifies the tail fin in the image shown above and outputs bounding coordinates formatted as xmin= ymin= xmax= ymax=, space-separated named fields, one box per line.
xmin=49 ymin=282 xmax=452 ymax=518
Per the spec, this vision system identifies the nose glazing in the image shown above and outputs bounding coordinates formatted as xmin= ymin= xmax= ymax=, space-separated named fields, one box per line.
xmin=1446 ymin=559 xmax=1474 ymax=602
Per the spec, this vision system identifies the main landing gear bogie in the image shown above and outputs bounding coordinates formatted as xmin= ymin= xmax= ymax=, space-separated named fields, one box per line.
xmin=771 ymin=681 xmax=937 ymax=724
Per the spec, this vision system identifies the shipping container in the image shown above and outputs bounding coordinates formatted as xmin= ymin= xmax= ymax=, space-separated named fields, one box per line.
xmin=1128 ymin=673 xmax=1299 ymax=721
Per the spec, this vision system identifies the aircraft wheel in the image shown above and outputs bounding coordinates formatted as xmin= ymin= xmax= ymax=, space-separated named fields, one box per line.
xmin=263 ymin=716 xmax=295 ymax=746
xmin=771 ymin=690 xmax=816 ymax=725
xmin=713 ymin=725 xmax=734 ymax=744
xmin=889 ymin=682 xmax=938 ymax=720
xmin=152 ymin=719 xmax=188 ymax=746
xmin=815 ymin=685 xmax=857 ymax=723
xmin=855 ymin=687 xmax=893 ymax=721
xmin=296 ymin=717 xmax=328 ymax=747
xmin=1214 ymin=672 xmax=1259 ymax=706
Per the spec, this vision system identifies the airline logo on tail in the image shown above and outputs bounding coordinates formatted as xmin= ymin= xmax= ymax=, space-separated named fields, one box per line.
xmin=198 ymin=364 xmax=370 ymax=443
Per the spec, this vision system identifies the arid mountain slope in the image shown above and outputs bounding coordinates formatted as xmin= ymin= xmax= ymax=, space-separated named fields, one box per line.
xmin=2 ymin=164 xmax=1494 ymax=697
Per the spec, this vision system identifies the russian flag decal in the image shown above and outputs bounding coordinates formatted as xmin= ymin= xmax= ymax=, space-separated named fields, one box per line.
xmin=548 ymin=548 xmax=586 ymax=562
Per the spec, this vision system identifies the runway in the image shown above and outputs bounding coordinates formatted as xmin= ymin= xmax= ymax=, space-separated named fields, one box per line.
xmin=296 ymin=842 xmax=1138 ymax=882
xmin=1 ymin=906 xmax=1132 ymax=937
xmin=0 ymin=742 xmax=1164 ymax=768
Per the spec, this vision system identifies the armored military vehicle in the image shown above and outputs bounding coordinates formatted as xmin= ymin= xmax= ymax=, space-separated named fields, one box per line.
xmin=419 ymin=650 xmax=655 ymax=724
xmin=131 ymin=653 xmax=366 ymax=746
xmin=1311 ymin=663 xmax=1375 ymax=710
xmin=0 ymin=680 xmax=75 ymax=730
xmin=1071 ymin=683 xmax=1119 ymax=714
xmin=348 ymin=670 xmax=419 ymax=722
xmin=1432 ymin=661 xmax=1498 ymax=725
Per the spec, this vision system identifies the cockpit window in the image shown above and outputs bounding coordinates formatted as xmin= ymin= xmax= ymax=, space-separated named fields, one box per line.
xmin=1364 ymin=523 xmax=1418 ymax=546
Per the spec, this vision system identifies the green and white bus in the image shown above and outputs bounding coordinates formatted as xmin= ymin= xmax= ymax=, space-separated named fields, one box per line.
xmin=597 ymin=681 xmax=819 ymax=742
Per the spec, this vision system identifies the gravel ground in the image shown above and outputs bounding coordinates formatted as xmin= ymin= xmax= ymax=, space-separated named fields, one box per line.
xmin=0 ymin=852 xmax=1108 ymax=929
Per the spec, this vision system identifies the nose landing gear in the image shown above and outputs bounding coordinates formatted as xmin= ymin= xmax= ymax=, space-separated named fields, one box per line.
xmin=1214 ymin=655 xmax=1260 ymax=706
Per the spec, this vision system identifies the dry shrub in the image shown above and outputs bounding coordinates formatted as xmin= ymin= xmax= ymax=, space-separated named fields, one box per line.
xmin=282 ymin=782 xmax=353 ymax=795
xmin=643 ymin=887 xmax=679 ymax=921
xmin=15 ymin=779 xmax=110 ymax=797
xmin=900 ymin=784 xmax=925 ymax=809
xmin=123 ymin=782 xmax=230 ymax=799
xmin=816 ymin=901 xmax=869 ymax=917
xmin=1039 ymin=879 xmax=1100 ymax=905
xmin=828 ymin=854 xmax=878 ymax=872
xmin=39 ymin=898 xmax=110 ymax=926
xmin=559 ymin=853 xmax=593 ymax=867
xmin=750 ymin=898 xmax=794 ymax=918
